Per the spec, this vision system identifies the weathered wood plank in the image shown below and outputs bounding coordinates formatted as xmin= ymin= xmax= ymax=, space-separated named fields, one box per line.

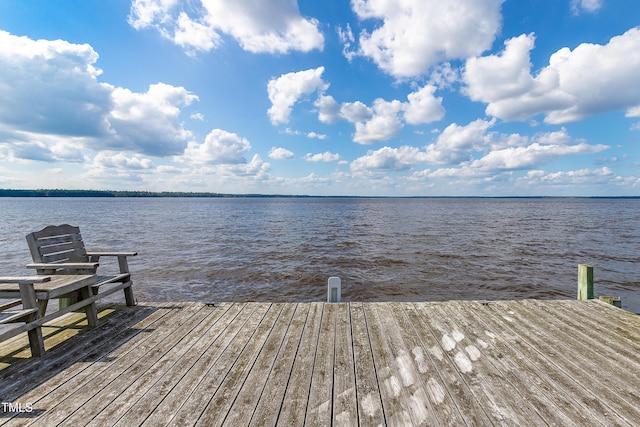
xmin=153 ymin=303 xmax=272 ymax=426
xmin=9 ymin=303 xmax=206 ymax=427
xmin=0 ymin=304 xmax=177 ymax=426
xmin=389 ymin=302 xmax=467 ymax=427
xmin=373 ymin=302 xmax=440 ymax=426
xmin=405 ymin=302 xmax=493 ymax=427
xmin=443 ymin=301 xmax=585 ymax=427
xmin=487 ymin=300 xmax=640 ymax=424
xmin=139 ymin=303 xmax=267 ymax=427
xmin=109 ymin=303 xmax=242 ymax=426
xmin=414 ymin=302 xmax=546 ymax=426
xmin=530 ymin=299 xmax=640 ymax=352
xmin=276 ymin=302 xmax=323 ymax=426
xmin=1 ymin=300 xmax=638 ymax=427
xmin=455 ymin=301 xmax=615 ymax=427
xmin=221 ymin=303 xmax=299 ymax=427
xmin=0 ymin=304 xmax=160 ymax=397
xmin=249 ymin=303 xmax=311 ymax=426
xmin=304 ymin=302 xmax=336 ymax=427
xmin=332 ymin=303 xmax=358 ymax=427
xmin=194 ymin=303 xmax=285 ymax=427
xmin=519 ymin=300 xmax=640 ymax=382
xmin=88 ymin=303 xmax=236 ymax=426
xmin=348 ymin=302 xmax=385 ymax=427
xmin=363 ymin=303 xmax=421 ymax=426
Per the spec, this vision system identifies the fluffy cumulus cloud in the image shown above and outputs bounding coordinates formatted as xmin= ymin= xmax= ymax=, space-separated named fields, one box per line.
xmin=468 ymin=141 xmax=607 ymax=171
xmin=351 ymin=145 xmax=430 ymax=172
xmin=522 ymin=167 xmax=617 ymax=189
xmin=351 ymin=0 xmax=505 ymax=78
xmin=129 ymin=0 xmax=324 ymax=55
xmin=304 ymin=151 xmax=341 ymax=162
xmin=403 ymin=85 xmax=445 ymax=125
xmin=0 ymin=31 xmax=199 ymax=159
xmin=268 ymin=147 xmax=295 ymax=160
xmin=424 ymin=119 xmax=495 ymax=165
xmin=351 ymin=120 xmax=608 ymax=175
xmin=353 ymin=99 xmax=404 ymax=144
xmin=108 ymin=83 xmax=198 ymax=156
xmin=314 ymin=84 xmax=444 ymax=144
xmin=177 ymin=129 xmax=251 ymax=165
xmin=464 ymin=28 xmax=640 ymax=124
xmin=92 ymin=151 xmax=154 ymax=170
xmin=267 ymin=67 xmax=328 ymax=125
xmin=0 ymin=31 xmax=112 ymax=138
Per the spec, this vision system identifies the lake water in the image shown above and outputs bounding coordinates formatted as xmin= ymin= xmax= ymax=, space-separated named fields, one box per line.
xmin=0 ymin=197 xmax=638 ymax=313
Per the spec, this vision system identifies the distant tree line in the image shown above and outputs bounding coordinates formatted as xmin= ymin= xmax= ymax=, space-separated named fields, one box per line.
xmin=0 ymin=189 xmax=311 ymax=198
xmin=1 ymin=189 xmax=636 ymax=199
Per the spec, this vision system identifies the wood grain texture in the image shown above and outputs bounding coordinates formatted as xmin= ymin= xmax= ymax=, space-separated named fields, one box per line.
xmin=0 ymin=300 xmax=638 ymax=426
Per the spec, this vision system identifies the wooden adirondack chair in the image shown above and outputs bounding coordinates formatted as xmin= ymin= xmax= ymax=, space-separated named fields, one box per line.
xmin=0 ymin=278 xmax=46 ymax=357
xmin=25 ymin=224 xmax=137 ymax=307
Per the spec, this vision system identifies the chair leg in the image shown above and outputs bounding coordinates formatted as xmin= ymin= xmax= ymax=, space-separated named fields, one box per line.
xmin=124 ymin=282 xmax=136 ymax=306
xmin=38 ymin=300 xmax=48 ymax=317
xmin=27 ymin=327 xmax=45 ymax=357
xmin=79 ymin=287 xmax=98 ymax=327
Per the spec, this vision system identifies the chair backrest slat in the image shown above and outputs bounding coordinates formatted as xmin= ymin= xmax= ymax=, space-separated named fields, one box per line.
xmin=26 ymin=224 xmax=89 ymax=265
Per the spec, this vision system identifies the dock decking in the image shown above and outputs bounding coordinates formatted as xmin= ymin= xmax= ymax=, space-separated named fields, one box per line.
xmin=1 ymin=300 xmax=639 ymax=426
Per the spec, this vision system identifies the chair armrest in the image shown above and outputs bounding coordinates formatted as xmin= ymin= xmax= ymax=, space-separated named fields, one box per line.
xmin=26 ymin=262 xmax=99 ymax=270
xmin=86 ymin=251 xmax=138 ymax=257
xmin=0 ymin=276 xmax=51 ymax=284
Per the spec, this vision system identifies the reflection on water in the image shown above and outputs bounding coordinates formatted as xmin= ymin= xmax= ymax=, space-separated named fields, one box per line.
xmin=0 ymin=197 xmax=638 ymax=313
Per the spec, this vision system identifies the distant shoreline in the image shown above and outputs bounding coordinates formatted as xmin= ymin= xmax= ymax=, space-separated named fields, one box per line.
xmin=0 ymin=189 xmax=639 ymax=199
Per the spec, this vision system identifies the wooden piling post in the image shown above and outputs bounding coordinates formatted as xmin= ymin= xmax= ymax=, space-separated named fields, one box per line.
xmin=577 ymin=264 xmax=594 ymax=301
xmin=599 ymin=296 xmax=622 ymax=308
xmin=327 ymin=277 xmax=341 ymax=303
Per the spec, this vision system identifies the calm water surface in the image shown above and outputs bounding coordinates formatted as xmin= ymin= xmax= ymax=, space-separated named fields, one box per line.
xmin=0 ymin=197 xmax=638 ymax=313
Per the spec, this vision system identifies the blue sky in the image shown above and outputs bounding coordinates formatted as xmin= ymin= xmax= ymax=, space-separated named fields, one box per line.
xmin=0 ymin=0 xmax=639 ymax=196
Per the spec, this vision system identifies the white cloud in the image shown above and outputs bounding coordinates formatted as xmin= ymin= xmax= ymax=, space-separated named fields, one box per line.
xmin=351 ymin=0 xmax=505 ymax=78
xmin=428 ymin=63 xmax=460 ymax=88
xmin=173 ymin=11 xmax=220 ymax=55
xmin=425 ymin=119 xmax=495 ymax=165
xmin=351 ymin=146 xmax=430 ymax=171
xmin=340 ymin=101 xmax=373 ymax=123
xmin=228 ymin=154 xmax=270 ymax=177
xmin=571 ymin=0 xmax=604 ymax=14
xmin=108 ymin=83 xmax=198 ymax=156
xmin=92 ymin=151 xmax=154 ymax=170
xmin=626 ymin=106 xmax=640 ymax=117
xmin=469 ymin=141 xmax=608 ymax=170
xmin=337 ymin=24 xmax=357 ymax=61
xmin=304 ymin=151 xmax=341 ymax=162
xmin=403 ymin=84 xmax=445 ymax=125
xmin=464 ymin=34 xmax=537 ymax=103
xmin=267 ymin=67 xmax=328 ymax=125
xmin=129 ymin=0 xmax=324 ymax=54
xmin=464 ymin=28 xmax=640 ymax=124
xmin=0 ymin=31 xmax=112 ymax=138
xmin=523 ymin=167 xmax=615 ymax=188
xmin=315 ymin=95 xmax=341 ymax=124
xmin=177 ymin=129 xmax=251 ymax=165
xmin=352 ymin=120 xmax=609 ymax=178
xmin=325 ymin=84 xmax=445 ymax=144
xmin=268 ymin=147 xmax=295 ymax=160
xmin=353 ymin=99 xmax=404 ymax=144
xmin=0 ymin=31 xmax=199 ymax=158
xmin=282 ymin=128 xmax=327 ymax=140
xmin=306 ymin=132 xmax=327 ymax=140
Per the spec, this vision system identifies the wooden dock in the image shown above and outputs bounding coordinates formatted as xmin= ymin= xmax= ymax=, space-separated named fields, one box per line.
xmin=1 ymin=300 xmax=639 ymax=426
